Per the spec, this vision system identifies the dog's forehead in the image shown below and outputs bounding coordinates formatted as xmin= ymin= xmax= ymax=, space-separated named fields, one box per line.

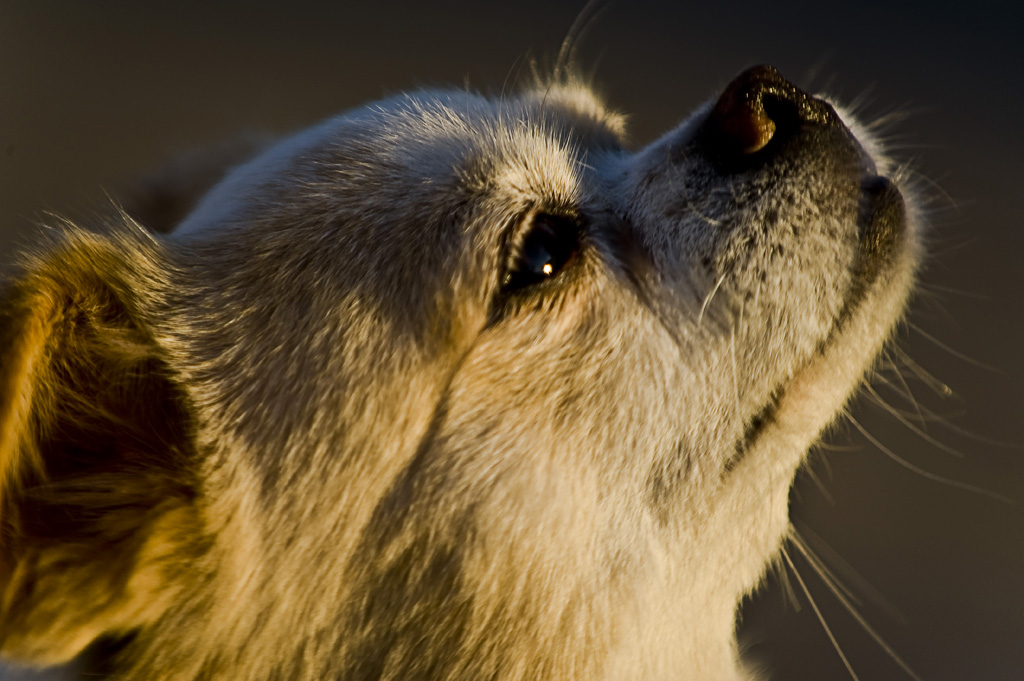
xmin=177 ymin=84 xmax=624 ymax=238
xmin=340 ymin=85 xmax=624 ymax=200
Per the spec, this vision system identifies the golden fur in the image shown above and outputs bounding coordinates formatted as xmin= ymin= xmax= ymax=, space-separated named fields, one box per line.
xmin=0 ymin=67 xmax=919 ymax=679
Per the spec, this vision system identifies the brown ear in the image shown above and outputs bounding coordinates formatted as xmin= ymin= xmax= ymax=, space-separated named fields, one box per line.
xmin=0 ymin=233 xmax=202 ymax=666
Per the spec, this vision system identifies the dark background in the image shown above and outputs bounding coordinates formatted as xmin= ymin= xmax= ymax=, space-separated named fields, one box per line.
xmin=1 ymin=1 xmax=1022 ymax=679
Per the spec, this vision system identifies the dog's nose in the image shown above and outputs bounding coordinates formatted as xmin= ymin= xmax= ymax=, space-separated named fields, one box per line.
xmin=698 ymin=65 xmax=844 ymax=167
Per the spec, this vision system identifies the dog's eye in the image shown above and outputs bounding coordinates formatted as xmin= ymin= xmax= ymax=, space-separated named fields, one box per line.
xmin=503 ymin=213 xmax=581 ymax=291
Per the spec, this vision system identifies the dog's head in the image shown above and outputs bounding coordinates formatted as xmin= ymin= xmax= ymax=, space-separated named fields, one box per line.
xmin=0 ymin=66 xmax=918 ymax=678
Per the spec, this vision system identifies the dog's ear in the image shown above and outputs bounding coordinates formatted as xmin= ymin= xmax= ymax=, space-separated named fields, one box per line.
xmin=0 ymin=233 xmax=202 ymax=666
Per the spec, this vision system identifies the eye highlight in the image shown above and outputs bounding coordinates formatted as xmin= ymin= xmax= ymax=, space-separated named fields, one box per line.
xmin=502 ymin=213 xmax=582 ymax=291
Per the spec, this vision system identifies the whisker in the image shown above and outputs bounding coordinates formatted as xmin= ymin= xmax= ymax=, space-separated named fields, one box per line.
xmin=899 ymin=165 xmax=959 ymax=211
xmin=889 ymin=350 xmax=954 ymax=397
xmin=780 ymin=545 xmax=860 ymax=681
xmin=800 ymin=456 xmax=836 ymax=504
xmin=847 ymin=415 xmax=1013 ymax=504
xmin=793 ymin=522 xmax=908 ymax=625
xmin=773 ymin=554 xmax=802 ymax=611
xmin=843 ymin=84 xmax=876 ymax=120
xmin=790 ymin=531 xmax=924 ymax=681
xmin=907 ymin=322 xmax=999 ymax=372
xmin=555 ymin=0 xmax=609 ymax=79
xmin=876 ymin=373 xmax=1021 ymax=448
xmin=863 ymin=106 xmax=928 ymax=134
xmin=790 ymin=530 xmax=860 ymax=608
xmin=876 ymin=349 xmax=926 ymax=426
xmin=816 ymin=442 xmax=861 ymax=452
xmin=730 ymin=327 xmax=741 ymax=430
xmin=697 ymin=273 xmax=727 ymax=325
xmin=862 ymin=384 xmax=964 ymax=457
xmin=917 ymin=282 xmax=988 ymax=300
xmin=922 ymin=235 xmax=983 ymax=259
xmin=801 ymin=55 xmax=833 ymax=92
xmin=500 ymin=51 xmax=530 ymax=101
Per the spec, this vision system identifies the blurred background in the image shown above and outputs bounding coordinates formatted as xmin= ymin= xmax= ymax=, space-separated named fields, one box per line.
xmin=1 ymin=1 xmax=1022 ymax=679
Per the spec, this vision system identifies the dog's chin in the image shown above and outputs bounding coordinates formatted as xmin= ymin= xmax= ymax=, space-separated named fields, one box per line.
xmin=732 ymin=168 xmax=914 ymax=471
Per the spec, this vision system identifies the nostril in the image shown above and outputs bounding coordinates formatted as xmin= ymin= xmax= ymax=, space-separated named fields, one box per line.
xmin=698 ymin=64 xmax=837 ymax=167
xmin=759 ymin=94 xmax=801 ymax=142
xmin=711 ymin=86 xmax=777 ymax=155
xmin=703 ymin=65 xmax=793 ymax=157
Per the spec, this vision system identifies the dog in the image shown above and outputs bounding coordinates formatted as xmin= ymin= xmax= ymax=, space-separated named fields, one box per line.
xmin=0 ymin=64 xmax=920 ymax=679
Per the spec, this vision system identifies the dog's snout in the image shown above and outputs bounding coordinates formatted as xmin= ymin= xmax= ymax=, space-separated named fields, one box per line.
xmin=698 ymin=64 xmax=844 ymax=169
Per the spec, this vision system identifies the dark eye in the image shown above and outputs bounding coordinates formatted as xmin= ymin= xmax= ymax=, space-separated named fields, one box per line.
xmin=502 ymin=213 xmax=581 ymax=291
